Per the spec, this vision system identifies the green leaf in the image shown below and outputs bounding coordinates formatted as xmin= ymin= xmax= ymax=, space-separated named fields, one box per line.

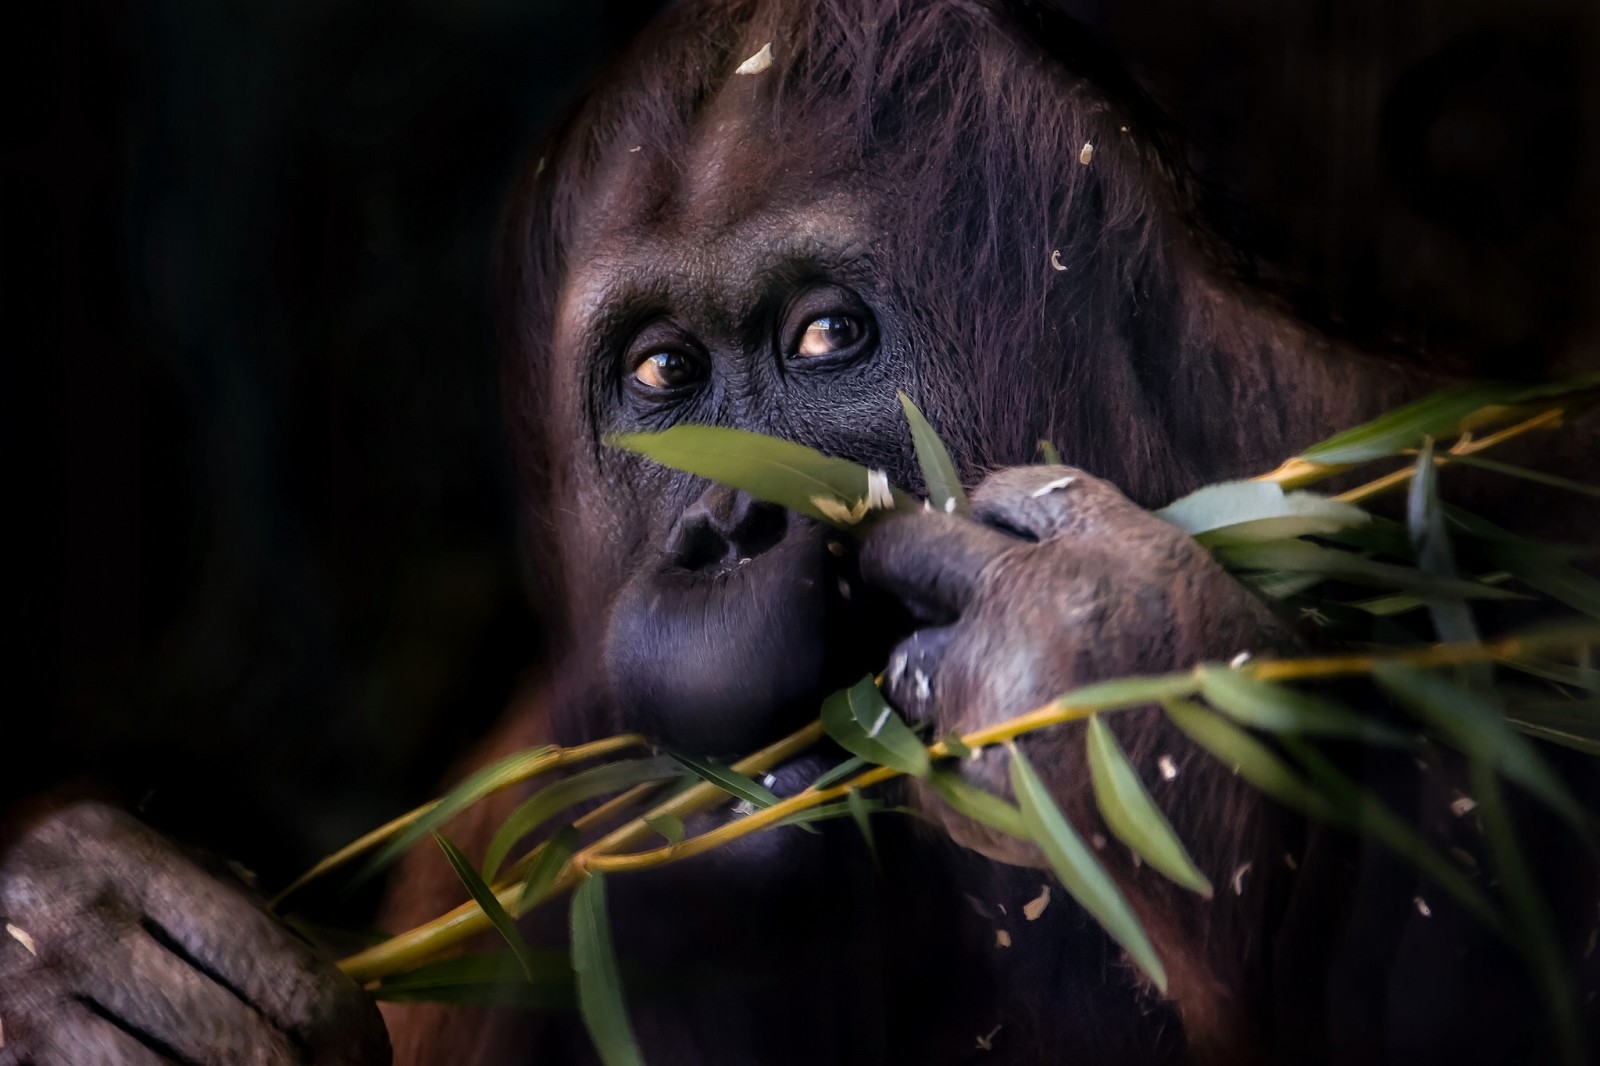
xmin=846 ymin=787 xmax=878 ymax=862
xmin=772 ymin=799 xmax=880 ymax=828
xmin=1238 ymin=570 xmax=1328 ymax=600
xmin=1470 ymin=763 xmax=1583 ymax=1066
xmin=1372 ymin=665 xmax=1590 ymax=836
xmin=1447 ymin=454 xmax=1600 ymax=501
xmin=371 ymin=951 xmax=573 ymax=1009
xmin=608 ymin=425 xmax=915 ymax=530
xmin=1469 ymin=535 xmax=1600 ymax=622
xmin=1300 ymin=383 xmax=1512 ymax=465
xmin=1505 ymin=700 xmax=1600 ymax=755
xmin=433 ymin=834 xmax=543 ymax=982
xmin=1038 ymin=439 xmax=1063 ymax=465
xmin=820 ymin=675 xmax=931 ymax=777
xmin=898 ymin=391 xmax=969 ymax=516
xmin=570 ymin=873 xmax=645 ymax=1066
xmin=1278 ymin=739 xmax=1503 ymax=933
xmin=357 ymin=746 xmax=557 ymax=883
xmin=1049 ymin=673 xmax=1199 ymax=712
xmin=811 ymin=755 xmax=869 ymax=789
xmin=1085 ymin=717 xmax=1213 ymax=897
xmin=1009 ymin=745 xmax=1167 ymax=992
xmin=518 ymin=826 xmax=578 ymax=912
xmin=670 ymin=753 xmax=781 ymax=809
xmin=484 ymin=758 xmax=679 ymax=881
xmin=928 ymin=770 xmax=1029 ymax=839
xmin=1161 ymin=699 xmax=1331 ymax=818
xmin=1407 ymin=439 xmax=1481 ymax=652
xmin=1197 ymin=668 xmax=1409 ymax=744
xmin=644 ymin=813 xmax=685 ymax=846
xmin=1212 ymin=540 xmax=1523 ymax=600
xmin=940 ymin=732 xmax=974 ymax=759
xmin=1156 ymin=480 xmax=1368 ymax=544
xmin=1498 ymin=654 xmax=1600 ymax=691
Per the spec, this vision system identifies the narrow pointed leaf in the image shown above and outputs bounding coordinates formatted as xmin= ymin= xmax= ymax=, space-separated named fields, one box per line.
xmin=355 ymin=746 xmax=557 ymax=884
xmin=518 ymin=826 xmax=578 ymax=912
xmin=811 ymin=755 xmax=869 ymax=789
xmin=1212 ymin=540 xmax=1523 ymax=600
xmin=773 ymin=799 xmax=883 ymax=828
xmin=846 ymin=787 xmax=878 ymax=861
xmin=484 ymin=758 xmax=679 ymax=880
xmin=1505 ymin=700 xmax=1600 ymax=755
xmin=1086 ymin=717 xmax=1212 ymax=896
xmin=1300 ymin=383 xmax=1511 ymax=464
xmin=821 ymin=675 xmax=931 ymax=777
xmin=1407 ymin=439 xmax=1481 ymax=650
xmin=371 ymin=951 xmax=574 ymax=1008
xmin=899 ymin=391 xmax=969 ymax=515
xmin=1010 ymin=745 xmax=1167 ymax=992
xmin=929 ymin=770 xmax=1028 ymax=839
xmin=1156 ymin=480 xmax=1368 ymax=544
xmin=1198 ymin=668 xmax=1409 ymax=744
xmin=609 ymin=425 xmax=915 ymax=529
xmin=1373 ymin=665 xmax=1590 ymax=836
xmin=1239 ymin=569 xmax=1327 ymax=600
xmin=1471 ymin=762 xmax=1583 ymax=1066
xmin=570 ymin=873 xmax=645 ymax=1066
xmin=1039 ymin=439 xmax=1063 ymax=465
xmin=434 ymin=834 xmax=542 ymax=982
xmin=1448 ymin=454 xmax=1600 ymax=501
xmin=670 ymin=753 xmax=780 ymax=809
xmin=940 ymin=732 xmax=973 ymax=758
xmin=1049 ymin=673 xmax=1198 ymax=712
xmin=1162 ymin=699 xmax=1331 ymax=818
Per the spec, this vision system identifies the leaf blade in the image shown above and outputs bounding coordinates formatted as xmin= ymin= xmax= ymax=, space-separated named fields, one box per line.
xmin=899 ymin=391 xmax=969 ymax=516
xmin=570 ymin=873 xmax=645 ymax=1066
xmin=1010 ymin=745 xmax=1167 ymax=992
xmin=820 ymin=676 xmax=930 ymax=777
xmin=1086 ymin=717 xmax=1212 ymax=896
xmin=433 ymin=834 xmax=541 ymax=982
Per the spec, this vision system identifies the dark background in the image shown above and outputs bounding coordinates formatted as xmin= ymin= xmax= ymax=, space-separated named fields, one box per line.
xmin=10 ymin=0 xmax=666 ymax=894
xmin=11 ymin=0 xmax=1599 ymax=901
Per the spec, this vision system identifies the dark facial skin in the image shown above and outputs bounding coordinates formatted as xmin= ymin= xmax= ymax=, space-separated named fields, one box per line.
xmin=547 ymin=155 xmax=929 ymax=756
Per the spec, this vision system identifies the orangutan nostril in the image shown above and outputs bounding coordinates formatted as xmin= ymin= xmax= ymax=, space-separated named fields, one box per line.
xmin=668 ymin=489 xmax=789 ymax=573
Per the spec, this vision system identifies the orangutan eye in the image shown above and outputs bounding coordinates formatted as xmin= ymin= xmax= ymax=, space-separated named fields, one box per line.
xmin=794 ymin=315 xmax=865 ymax=358
xmin=633 ymin=350 xmax=702 ymax=390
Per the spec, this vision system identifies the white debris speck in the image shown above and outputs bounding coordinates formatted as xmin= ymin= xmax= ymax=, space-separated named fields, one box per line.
xmin=534 ymin=156 xmax=547 ymax=178
xmin=1119 ymin=125 xmax=1129 ymax=133
xmin=1023 ymin=885 xmax=1051 ymax=921
xmin=1450 ymin=794 xmax=1478 ymax=817
xmin=837 ymin=578 xmax=853 ymax=601
xmin=1284 ymin=852 xmax=1298 ymax=871
xmin=1231 ymin=862 xmax=1252 ymax=896
xmin=628 ymin=145 xmax=642 ymax=153
xmin=997 ymin=903 xmax=1007 ymax=915
xmin=826 ymin=540 xmax=847 ymax=556
xmin=1050 ymin=249 xmax=1068 ymax=272
xmin=1131 ymin=852 xmax=1142 ymax=869
xmin=812 ymin=493 xmax=868 ymax=525
xmin=1079 ymin=142 xmax=1094 ymax=165
xmin=1449 ymin=846 xmax=1478 ymax=868
xmin=866 ymin=468 xmax=895 ymax=511
xmin=735 ymin=42 xmax=774 ymax=75
xmin=867 ymin=708 xmax=893 ymax=738
xmin=1414 ymin=896 xmax=1432 ymax=918
xmin=1229 ymin=651 xmax=1252 ymax=668
xmin=995 ymin=928 xmax=1012 ymax=948
xmin=944 ymin=496 xmax=958 ymax=513
xmin=1091 ymin=833 xmax=1108 ymax=850
xmin=762 ymin=774 xmax=777 ymax=788
xmin=975 ymin=1025 xmax=1002 ymax=1051
xmin=1030 ymin=475 xmax=1075 ymax=497
xmin=1158 ymin=755 xmax=1178 ymax=781
xmin=913 ymin=669 xmax=932 ymax=702
xmin=5 ymin=924 xmax=35 ymax=957
xmin=888 ymin=650 xmax=908 ymax=690
xmin=964 ymin=894 xmax=993 ymax=920
xmin=733 ymin=800 xmax=757 ymax=817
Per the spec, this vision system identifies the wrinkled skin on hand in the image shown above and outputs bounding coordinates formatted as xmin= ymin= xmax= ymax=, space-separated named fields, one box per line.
xmin=860 ymin=465 xmax=1291 ymax=863
xmin=0 ymin=802 xmax=390 ymax=1066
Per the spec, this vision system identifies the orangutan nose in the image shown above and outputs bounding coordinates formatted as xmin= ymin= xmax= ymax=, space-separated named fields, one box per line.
xmin=667 ymin=485 xmax=790 ymax=574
